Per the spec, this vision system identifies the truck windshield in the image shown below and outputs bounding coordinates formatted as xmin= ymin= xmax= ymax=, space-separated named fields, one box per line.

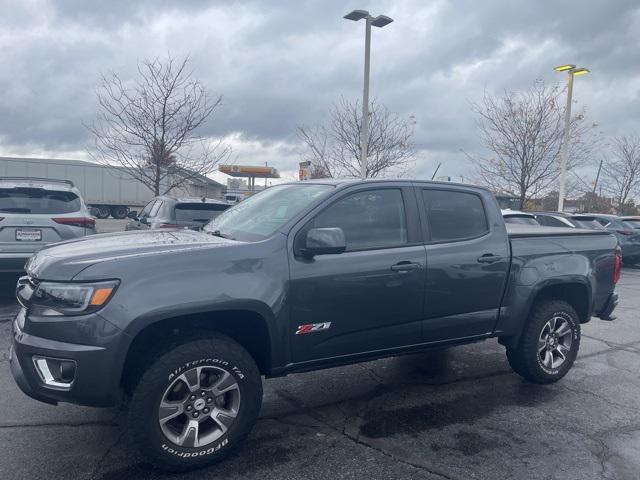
xmin=203 ymin=184 xmax=333 ymax=241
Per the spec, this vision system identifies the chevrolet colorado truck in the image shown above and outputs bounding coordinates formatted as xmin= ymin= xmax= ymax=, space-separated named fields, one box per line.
xmin=10 ymin=179 xmax=620 ymax=470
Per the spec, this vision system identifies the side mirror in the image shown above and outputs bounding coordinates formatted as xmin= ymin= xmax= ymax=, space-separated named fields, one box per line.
xmin=302 ymin=228 xmax=346 ymax=257
xmin=126 ymin=210 xmax=138 ymax=220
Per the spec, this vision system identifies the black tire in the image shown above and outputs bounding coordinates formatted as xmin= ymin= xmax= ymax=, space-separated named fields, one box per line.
xmin=128 ymin=335 xmax=263 ymax=471
xmin=506 ymin=299 xmax=581 ymax=384
xmin=93 ymin=206 xmax=111 ymax=219
xmin=110 ymin=205 xmax=128 ymax=219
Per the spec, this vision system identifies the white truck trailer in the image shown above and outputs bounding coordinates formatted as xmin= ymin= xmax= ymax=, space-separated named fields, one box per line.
xmin=0 ymin=157 xmax=225 ymax=218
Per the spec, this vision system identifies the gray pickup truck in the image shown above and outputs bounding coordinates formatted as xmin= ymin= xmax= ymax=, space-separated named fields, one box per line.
xmin=10 ymin=179 xmax=620 ymax=470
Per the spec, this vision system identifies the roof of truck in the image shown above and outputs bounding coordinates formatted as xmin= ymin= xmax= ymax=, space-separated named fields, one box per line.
xmin=286 ymin=178 xmax=490 ymax=191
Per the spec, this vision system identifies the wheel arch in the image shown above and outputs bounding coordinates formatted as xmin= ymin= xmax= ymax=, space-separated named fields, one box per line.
xmin=121 ymin=307 xmax=276 ymax=393
xmin=499 ymin=279 xmax=591 ymax=349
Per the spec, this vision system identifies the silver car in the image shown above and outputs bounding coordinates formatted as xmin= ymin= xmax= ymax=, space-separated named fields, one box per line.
xmin=0 ymin=177 xmax=96 ymax=272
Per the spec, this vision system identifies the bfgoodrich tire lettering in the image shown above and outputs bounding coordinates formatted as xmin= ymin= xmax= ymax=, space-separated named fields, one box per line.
xmin=506 ymin=299 xmax=581 ymax=384
xmin=128 ymin=335 xmax=262 ymax=471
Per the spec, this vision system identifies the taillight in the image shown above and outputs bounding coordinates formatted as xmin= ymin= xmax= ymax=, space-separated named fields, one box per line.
xmin=613 ymin=246 xmax=622 ymax=284
xmin=52 ymin=217 xmax=96 ymax=228
xmin=159 ymin=223 xmax=179 ymax=229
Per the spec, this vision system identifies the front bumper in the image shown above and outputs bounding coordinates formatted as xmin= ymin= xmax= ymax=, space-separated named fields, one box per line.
xmin=0 ymin=253 xmax=32 ymax=273
xmin=9 ymin=312 xmax=126 ymax=407
xmin=597 ymin=292 xmax=618 ymax=321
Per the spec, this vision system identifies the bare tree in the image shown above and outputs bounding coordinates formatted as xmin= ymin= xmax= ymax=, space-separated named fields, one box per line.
xmin=602 ymin=135 xmax=640 ymax=214
xmin=86 ymin=56 xmax=230 ymax=195
xmin=469 ymin=80 xmax=598 ymax=209
xmin=297 ymin=98 xmax=415 ymax=178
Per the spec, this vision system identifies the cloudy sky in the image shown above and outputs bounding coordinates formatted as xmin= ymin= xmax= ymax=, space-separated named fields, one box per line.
xmin=1 ymin=0 xmax=638 ymax=184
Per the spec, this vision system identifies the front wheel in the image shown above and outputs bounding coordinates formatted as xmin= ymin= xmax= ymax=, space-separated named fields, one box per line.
xmin=128 ymin=335 xmax=263 ymax=471
xmin=506 ymin=299 xmax=581 ymax=384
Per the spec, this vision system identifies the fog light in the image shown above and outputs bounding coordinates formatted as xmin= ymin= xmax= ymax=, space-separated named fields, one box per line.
xmin=33 ymin=356 xmax=76 ymax=389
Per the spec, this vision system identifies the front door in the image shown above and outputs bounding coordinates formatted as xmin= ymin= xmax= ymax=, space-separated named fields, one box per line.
xmin=289 ymin=185 xmax=426 ymax=363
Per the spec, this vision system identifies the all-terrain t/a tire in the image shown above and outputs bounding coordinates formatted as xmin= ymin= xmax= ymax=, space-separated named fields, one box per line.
xmin=128 ymin=335 xmax=263 ymax=471
xmin=506 ymin=299 xmax=581 ymax=384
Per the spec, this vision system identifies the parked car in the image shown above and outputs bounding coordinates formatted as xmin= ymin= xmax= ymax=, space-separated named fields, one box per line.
xmin=586 ymin=213 xmax=640 ymax=265
xmin=501 ymin=209 xmax=539 ymax=225
xmin=619 ymin=216 xmax=640 ymax=230
xmin=11 ymin=179 xmax=620 ymax=471
xmin=0 ymin=177 xmax=95 ymax=272
xmin=532 ymin=212 xmax=606 ymax=230
xmin=125 ymin=196 xmax=231 ymax=231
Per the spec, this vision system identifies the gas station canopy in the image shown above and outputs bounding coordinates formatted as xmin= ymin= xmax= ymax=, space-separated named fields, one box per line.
xmin=219 ymin=165 xmax=280 ymax=179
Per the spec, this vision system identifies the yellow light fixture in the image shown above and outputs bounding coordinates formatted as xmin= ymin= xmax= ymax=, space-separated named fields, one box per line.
xmin=554 ymin=64 xmax=575 ymax=72
xmin=571 ymin=68 xmax=590 ymax=76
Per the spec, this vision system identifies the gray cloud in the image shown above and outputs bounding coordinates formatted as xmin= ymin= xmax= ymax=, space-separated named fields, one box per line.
xmin=0 ymin=0 xmax=638 ymax=180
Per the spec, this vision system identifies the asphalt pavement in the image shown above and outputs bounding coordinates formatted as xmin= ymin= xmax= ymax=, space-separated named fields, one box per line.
xmin=1 ymin=265 xmax=639 ymax=479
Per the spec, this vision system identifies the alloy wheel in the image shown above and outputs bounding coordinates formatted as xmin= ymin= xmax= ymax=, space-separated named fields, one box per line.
xmin=158 ymin=366 xmax=241 ymax=448
xmin=538 ymin=316 xmax=573 ymax=370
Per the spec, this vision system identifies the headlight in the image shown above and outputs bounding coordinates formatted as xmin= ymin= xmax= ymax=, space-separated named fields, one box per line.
xmin=31 ymin=280 xmax=119 ymax=316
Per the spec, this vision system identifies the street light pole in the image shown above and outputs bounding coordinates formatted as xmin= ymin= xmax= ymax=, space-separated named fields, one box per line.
xmin=558 ymin=72 xmax=574 ymax=213
xmin=344 ymin=10 xmax=393 ymax=179
xmin=554 ymin=64 xmax=589 ymax=212
xmin=360 ymin=18 xmax=372 ymax=179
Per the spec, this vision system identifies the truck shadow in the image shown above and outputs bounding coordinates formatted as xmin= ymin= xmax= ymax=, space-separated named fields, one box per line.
xmin=97 ymin=347 xmax=562 ymax=479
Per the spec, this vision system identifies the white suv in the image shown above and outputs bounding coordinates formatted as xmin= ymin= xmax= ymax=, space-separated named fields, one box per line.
xmin=0 ymin=177 xmax=96 ymax=272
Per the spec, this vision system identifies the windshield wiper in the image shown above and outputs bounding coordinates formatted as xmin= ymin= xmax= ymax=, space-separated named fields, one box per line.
xmin=207 ymin=229 xmax=235 ymax=240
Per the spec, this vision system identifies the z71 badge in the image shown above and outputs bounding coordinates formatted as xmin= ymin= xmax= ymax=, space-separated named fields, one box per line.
xmin=295 ymin=322 xmax=332 ymax=335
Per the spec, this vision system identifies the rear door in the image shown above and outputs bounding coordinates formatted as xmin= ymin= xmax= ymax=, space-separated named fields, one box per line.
xmin=0 ymin=187 xmax=82 ymax=253
xmin=418 ymin=186 xmax=510 ymax=342
xmin=288 ymin=184 xmax=426 ymax=363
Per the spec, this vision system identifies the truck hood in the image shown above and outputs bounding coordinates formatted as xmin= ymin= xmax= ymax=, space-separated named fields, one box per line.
xmin=26 ymin=229 xmax=239 ymax=280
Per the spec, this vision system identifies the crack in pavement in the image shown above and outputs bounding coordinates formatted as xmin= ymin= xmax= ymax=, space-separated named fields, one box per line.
xmin=582 ymin=334 xmax=640 ymax=354
xmin=90 ymin=430 xmax=126 ymax=480
xmin=273 ymin=388 xmax=458 ymax=480
xmin=559 ymin=383 xmax=640 ymax=413
xmin=0 ymin=419 xmax=119 ymax=429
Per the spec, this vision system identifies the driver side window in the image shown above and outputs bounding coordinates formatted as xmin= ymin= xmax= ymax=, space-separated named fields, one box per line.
xmin=140 ymin=200 xmax=156 ymax=218
xmin=311 ymin=189 xmax=408 ymax=251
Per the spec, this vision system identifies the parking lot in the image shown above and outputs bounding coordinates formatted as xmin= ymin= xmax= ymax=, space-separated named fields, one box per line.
xmin=0 ymin=259 xmax=637 ymax=480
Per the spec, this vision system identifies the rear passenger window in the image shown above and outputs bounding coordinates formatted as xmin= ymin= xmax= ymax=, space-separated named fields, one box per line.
xmin=540 ymin=216 xmax=567 ymax=227
xmin=423 ymin=189 xmax=488 ymax=242
xmin=313 ymin=189 xmax=408 ymax=251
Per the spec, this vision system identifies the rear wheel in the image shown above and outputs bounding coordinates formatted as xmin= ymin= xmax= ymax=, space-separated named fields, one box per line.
xmin=110 ymin=205 xmax=128 ymax=219
xmin=128 ymin=335 xmax=263 ymax=471
xmin=506 ymin=299 xmax=580 ymax=384
xmin=92 ymin=205 xmax=111 ymax=219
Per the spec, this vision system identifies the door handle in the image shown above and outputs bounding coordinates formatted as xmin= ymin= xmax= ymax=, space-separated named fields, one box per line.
xmin=391 ymin=262 xmax=421 ymax=272
xmin=477 ymin=254 xmax=503 ymax=264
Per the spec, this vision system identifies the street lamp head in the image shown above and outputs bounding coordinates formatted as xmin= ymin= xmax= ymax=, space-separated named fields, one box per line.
xmin=571 ymin=68 xmax=590 ymax=76
xmin=344 ymin=9 xmax=369 ymax=21
xmin=554 ymin=64 xmax=576 ymax=72
xmin=371 ymin=15 xmax=394 ymax=28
